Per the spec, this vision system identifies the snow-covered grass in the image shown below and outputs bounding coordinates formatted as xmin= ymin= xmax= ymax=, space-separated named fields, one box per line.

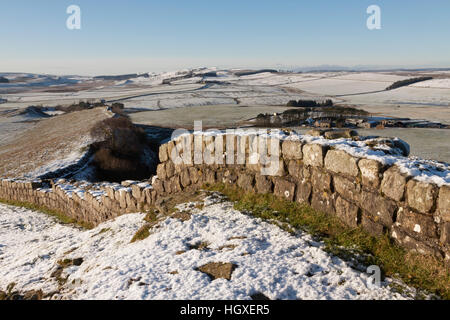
xmin=0 ymin=194 xmax=422 ymax=300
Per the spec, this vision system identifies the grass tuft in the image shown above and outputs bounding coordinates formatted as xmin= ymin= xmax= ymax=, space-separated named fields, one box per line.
xmin=130 ymin=223 xmax=151 ymax=243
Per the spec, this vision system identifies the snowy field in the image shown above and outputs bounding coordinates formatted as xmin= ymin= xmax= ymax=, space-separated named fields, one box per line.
xmin=2 ymin=69 xmax=448 ymax=113
xmin=0 ymin=193 xmax=419 ymax=300
xmin=0 ymin=68 xmax=449 ymax=173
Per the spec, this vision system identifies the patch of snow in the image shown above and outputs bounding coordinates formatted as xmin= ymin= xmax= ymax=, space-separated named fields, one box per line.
xmin=0 ymin=195 xmax=419 ymax=300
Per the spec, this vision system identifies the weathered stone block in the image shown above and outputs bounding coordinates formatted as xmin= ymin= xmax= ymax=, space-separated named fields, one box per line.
xmin=296 ymin=181 xmax=311 ymax=204
xmin=180 ymin=169 xmax=191 ymax=188
xmin=361 ymin=214 xmax=384 ymax=236
xmin=335 ymin=196 xmax=358 ymax=227
xmin=152 ymin=179 xmax=165 ymax=194
xmin=204 ymin=169 xmax=216 ymax=185
xmin=287 ymin=160 xmax=303 ymax=180
xmin=257 ymin=155 xmax=285 ymax=177
xmin=222 ymin=169 xmax=238 ymax=185
xmin=165 ymin=161 xmax=175 ymax=179
xmin=118 ymin=189 xmax=129 ymax=209
xmin=281 ymin=140 xmax=302 ymax=160
xmin=406 ymin=180 xmax=437 ymax=214
xmin=255 ymin=174 xmax=273 ymax=194
xmin=381 ymin=166 xmax=407 ymax=202
xmin=303 ymin=144 xmax=325 ymax=167
xmin=311 ymin=191 xmax=335 ymax=215
xmin=237 ymin=173 xmax=255 ymax=191
xmin=156 ymin=163 xmax=167 ymax=180
xmin=396 ymin=207 xmax=438 ymax=240
xmin=333 ymin=175 xmax=361 ymax=203
xmin=358 ymin=159 xmax=381 ymax=189
xmin=311 ymin=168 xmax=332 ymax=192
xmin=274 ymin=178 xmax=296 ymax=201
xmin=359 ymin=190 xmax=396 ymax=227
xmin=324 ymin=150 xmax=359 ymax=177
xmin=159 ymin=143 xmax=169 ymax=162
xmin=131 ymin=184 xmax=143 ymax=200
xmin=391 ymin=226 xmax=440 ymax=256
xmin=324 ymin=129 xmax=358 ymax=140
xmin=441 ymin=222 xmax=450 ymax=245
xmin=438 ymin=185 xmax=450 ymax=222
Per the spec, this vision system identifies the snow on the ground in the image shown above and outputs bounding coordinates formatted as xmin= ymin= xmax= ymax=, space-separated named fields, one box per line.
xmin=0 ymin=194 xmax=418 ymax=300
xmin=411 ymin=78 xmax=450 ymax=89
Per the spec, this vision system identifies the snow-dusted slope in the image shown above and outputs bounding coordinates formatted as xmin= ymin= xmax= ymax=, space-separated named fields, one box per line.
xmin=0 ymin=193 xmax=418 ymax=300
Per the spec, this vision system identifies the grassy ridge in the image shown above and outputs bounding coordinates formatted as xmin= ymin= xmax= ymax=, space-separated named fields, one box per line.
xmin=205 ymin=183 xmax=450 ymax=299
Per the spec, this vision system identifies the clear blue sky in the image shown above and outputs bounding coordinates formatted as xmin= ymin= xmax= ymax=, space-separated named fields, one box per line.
xmin=0 ymin=0 xmax=449 ymax=75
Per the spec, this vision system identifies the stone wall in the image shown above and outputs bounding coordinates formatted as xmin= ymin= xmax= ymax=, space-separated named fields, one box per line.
xmin=0 ymin=132 xmax=449 ymax=264
xmin=153 ymin=133 xmax=450 ymax=263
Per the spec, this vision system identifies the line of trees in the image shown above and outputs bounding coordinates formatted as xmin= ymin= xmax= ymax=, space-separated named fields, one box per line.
xmin=286 ymin=99 xmax=333 ymax=107
xmin=386 ymin=77 xmax=433 ymax=90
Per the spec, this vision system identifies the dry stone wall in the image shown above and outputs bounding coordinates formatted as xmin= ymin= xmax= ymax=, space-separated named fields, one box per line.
xmin=153 ymin=133 xmax=450 ymax=263
xmin=0 ymin=132 xmax=449 ymax=264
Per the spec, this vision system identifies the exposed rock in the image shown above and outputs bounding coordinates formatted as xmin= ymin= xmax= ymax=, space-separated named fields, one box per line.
xmin=237 ymin=173 xmax=255 ymax=191
xmin=131 ymin=184 xmax=144 ymax=201
xmin=306 ymin=129 xmax=324 ymax=137
xmin=255 ymin=174 xmax=273 ymax=194
xmin=303 ymin=144 xmax=326 ymax=167
xmin=324 ymin=150 xmax=359 ymax=177
xmin=381 ymin=166 xmax=407 ymax=202
xmin=188 ymin=167 xmax=202 ymax=185
xmin=156 ymin=163 xmax=167 ymax=180
xmin=396 ymin=207 xmax=438 ymax=240
xmin=333 ymin=175 xmax=361 ymax=203
xmin=361 ymin=215 xmax=384 ymax=236
xmin=311 ymin=191 xmax=335 ymax=215
xmin=358 ymin=159 xmax=382 ymax=189
xmin=152 ymin=179 xmax=165 ymax=194
xmin=287 ymin=160 xmax=303 ymax=180
xmin=281 ymin=140 xmax=302 ymax=160
xmin=180 ymin=169 xmax=191 ymax=188
xmin=165 ymin=161 xmax=175 ymax=179
xmin=310 ymin=168 xmax=332 ymax=192
xmin=441 ymin=222 xmax=450 ymax=245
xmin=438 ymin=186 xmax=450 ymax=222
xmin=196 ymin=262 xmax=237 ymax=281
xmin=391 ymin=226 xmax=440 ymax=256
xmin=406 ymin=180 xmax=438 ymax=214
xmin=323 ymin=129 xmax=358 ymax=140
xmin=250 ymin=292 xmax=271 ymax=300
xmin=159 ymin=144 xmax=169 ymax=162
xmin=363 ymin=137 xmax=410 ymax=157
xmin=274 ymin=178 xmax=296 ymax=201
xmin=296 ymin=181 xmax=312 ymax=204
xmin=359 ymin=190 xmax=396 ymax=227
xmin=335 ymin=196 xmax=358 ymax=227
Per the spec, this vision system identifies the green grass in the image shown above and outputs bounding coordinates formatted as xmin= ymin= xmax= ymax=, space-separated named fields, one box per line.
xmin=0 ymin=198 xmax=94 ymax=229
xmin=205 ymin=183 xmax=450 ymax=299
xmin=130 ymin=223 xmax=151 ymax=243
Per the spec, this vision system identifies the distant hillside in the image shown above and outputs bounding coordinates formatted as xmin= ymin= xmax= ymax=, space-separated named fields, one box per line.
xmin=94 ymin=73 xmax=149 ymax=81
